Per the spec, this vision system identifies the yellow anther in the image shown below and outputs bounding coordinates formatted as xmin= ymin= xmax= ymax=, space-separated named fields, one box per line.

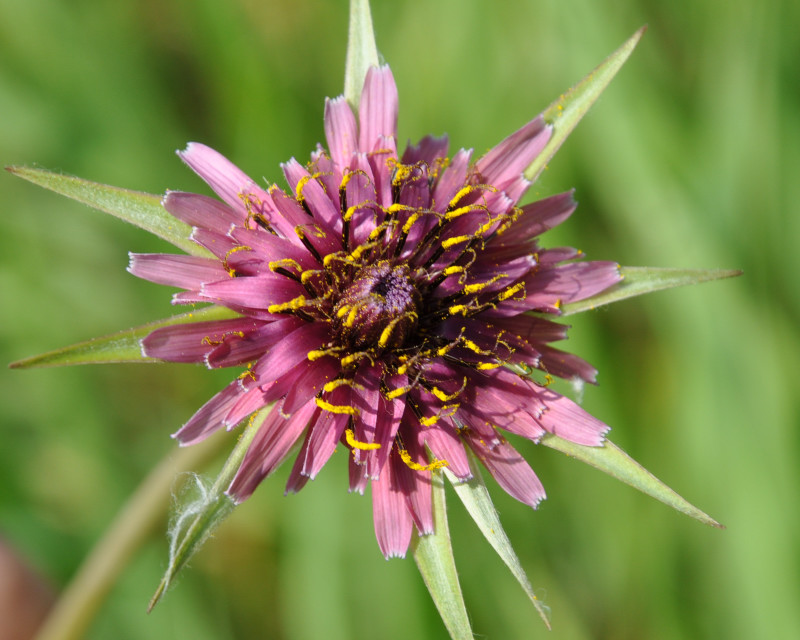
xmin=348 ymin=242 xmax=375 ymax=262
xmin=315 ymin=397 xmax=359 ymax=415
xmin=378 ymin=312 xmax=417 ymax=349
xmin=300 ymin=269 xmax=322 ymax=285
xmin=448 ymin=185 xmax=476 ymax=209
xmin=269 ymin=258 xmax=303 ymax=274
xmin=202 ymin=330 xmax=245 ymax=346
xmin=385 ymin=386 xmax=411 ymax=400
xmin=322 ymin=378 xmax=362 ymax=393
xmin=462 ymin=338 xmax=492 ymax=356
xmin=222 ymin=245 xmax=253 ymax=275
xmin=340 ymin=351 xmax=374 ymax=368
xmin=295 ymin=174 xmax=313 ymax=200
xmin=476 ymin=361 xmax=502 ymax=370
xmin=308 ymin=347 xmax=340 ymax=361
xmin=498 ymin=282 xmax=525 ymax=301
xmin=402 ymin=212 xmax=422 ymax=234
xmin=267 ymin=295 xmax=307 ymax=314
xmin=431 ymin=387 xmax=458 ymax=403
xmin=345 ymin=428 xmax=381 ymax=450
xmin=442 ymin=265 xmax=464 ymax=277
xmin=398 ymin=448 xmax=449 ymax=471
xmin=463 ymin=274 xmax=507 ymax=296
xmin=554 ymin=299 xmax=562 ymax=309
xmin=448 ymin=304 xmax=469 ymax=316
xmin=441 ymin=235 xmax=471 ymax=250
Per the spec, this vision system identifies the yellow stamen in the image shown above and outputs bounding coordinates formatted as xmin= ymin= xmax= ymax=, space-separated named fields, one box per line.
xmin=398 ymin=448 xmax=448 ymax=471
xmin=345 ymin=428 xmax=381 ymax=450
xmin=315 ymin=397 xmax=359 ymax=415
xmin=498 ymin=282 xmax=525 ymax=301
xmin=267 ymin=295 xmax=307 ymax=314
xmin=222 ymin=245 xmax=253 ymax=276
xmin=441 ymin=235 xmax=471 ymax=250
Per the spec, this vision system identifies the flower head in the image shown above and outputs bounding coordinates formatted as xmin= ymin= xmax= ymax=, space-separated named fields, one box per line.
xmin=129 ymin=65 xmax=622 ymax=558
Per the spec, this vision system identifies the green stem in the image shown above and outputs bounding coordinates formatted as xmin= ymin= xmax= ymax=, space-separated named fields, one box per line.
xmin=33 ymin=432 xmax=228 ymax=640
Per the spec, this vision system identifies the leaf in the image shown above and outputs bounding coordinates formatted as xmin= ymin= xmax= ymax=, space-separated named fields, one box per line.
xmin=148 ymin=406 xmax=271 ymax=612
xmin=411 ymin=471 xmax=473 ymax=640
xmin=344 ymin=0 xmax=380 ymax=111
xmin=9 ymin=306 xmax=240 ymax=369
xmin=445 ymin=451 xmax=551 ymax=629
xmin=561 ymin=266 xmax=742 ymax=316
xmin=6 ymin=166 xmax=208 ymax=257
xmin=540 ymin=434 xmax=724 ymax=528
xmin=525 ymin=27 xmax=647 ymax=182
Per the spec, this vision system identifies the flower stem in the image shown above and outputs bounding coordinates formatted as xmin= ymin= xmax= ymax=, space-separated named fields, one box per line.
xmin=34 ymin=432 xmax=228 ymax=640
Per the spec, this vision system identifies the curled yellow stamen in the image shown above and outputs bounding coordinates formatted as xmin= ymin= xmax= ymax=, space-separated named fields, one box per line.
xmin=397 ymin=448 xmax=448 ymax=471
xmin=222 ymin=245 xmax=253 ymax=276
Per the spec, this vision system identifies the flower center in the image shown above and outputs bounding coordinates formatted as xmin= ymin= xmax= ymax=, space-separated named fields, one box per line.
xmin=332 ymin=262 xmax=420 ymax=351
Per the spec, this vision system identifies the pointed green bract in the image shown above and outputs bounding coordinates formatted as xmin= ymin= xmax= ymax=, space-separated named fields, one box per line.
xmin=525 ymin=26 xmax=646 ymax=182
xmin=561 ymin=266 xmax=742 ymax=316
xmin=6 ymin=166 xmax=208 ymax=257
xmin=411 ymin=472 xmax=473 ymax=640
xmin=148 ymin=406 xmax=271 ymax=612
xmin=344 ymin=0 xmax=380 ymax=111
xmin=445 ymin=451 xmax=552 ymax=629
xmin=9 ymin=306 xmax=240 ymax=369
xmin=541 ymin=434 xmax=723 ymax=528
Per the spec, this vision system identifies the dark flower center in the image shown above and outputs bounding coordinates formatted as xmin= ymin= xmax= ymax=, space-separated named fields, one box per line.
xmin=332 ymin=261 xmax=420 ymax=351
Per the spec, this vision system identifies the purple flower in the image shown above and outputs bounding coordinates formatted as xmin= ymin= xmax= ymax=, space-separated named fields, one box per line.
xmin=129 ymin=65 xmax=622 ymax=559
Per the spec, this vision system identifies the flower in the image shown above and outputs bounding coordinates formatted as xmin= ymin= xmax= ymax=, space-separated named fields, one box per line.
xmin=128 ymin=65 xmax=622 ymax=559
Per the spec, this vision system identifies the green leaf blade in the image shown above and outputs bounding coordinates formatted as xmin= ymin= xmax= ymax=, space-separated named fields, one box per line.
xmin=149 ymin=405 xmax=270 ymax=612
xmin=541 ymin=434 xmax=723 ymax=528
xmin=445 ymin=451 xmax=551 ymax=629
xmin=9 ymin=306 xmax=240 ymax=369
xmin=525 ymin=26 xmax=646 ymax=182
xmin=344 ymin=0 xmax=380 ymax=110
xmin=411 ymin=472 xmax=473 ymax=640
xmin=6 ymin=166 xmax=207 ymax=257
xmin=561 ymin=265 xmax=742 ymax=316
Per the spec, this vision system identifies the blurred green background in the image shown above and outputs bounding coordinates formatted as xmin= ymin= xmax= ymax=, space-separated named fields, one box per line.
xmin=1 ymin=0 xmax=797 ymax=638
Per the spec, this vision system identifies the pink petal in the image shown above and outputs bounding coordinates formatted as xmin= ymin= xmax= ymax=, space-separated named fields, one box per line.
xmin=206 ymin=316 xmax=305 ymax=369
xmin=417 ymin=420 xmax=471 ymax=479
xmin=359 ymin=65 xmax=398 ymax=151
xmin=528 ymin=261 xmax=622 ymax=306
xmin=464 ymin=434 xmax=546 ymax=509
xmin=128 ymin=253 xmax=227 ymax=289
xmin=325 ymin=96 xmax=358 ymax=170
xmin=200 ymin=273 xmax=305 ymax=310
xmin=536 ymin=390 xmax=610 ymax=445
xmin=179 ymin=143 xmax=265 ymax=215
xmin=142 ymin=317 xmax=262 ymax=364
xmin=402 ymin=134 xmax=449 ymax=166
xmin=536 ymin=344 xmax=598 ymax=384
xmin=290 ymin=410 xmax=349 ymax=481
xmin=251 ymin=321 xmax=330 ymax=385
xmin=227 ymin=401 xmax=318 ymax=502
xmin=475 ymin=117 xmax=551 ymax=189
xmin=432 ymin=148 xmax=472 ymax=213
xmin=162 ymin=191 xmax=243 ymax=232
xmin=371 ymin=452 xmax=413 ymax=559
xmin=281 ymin=159 xmax=341 ymax=233
xmin=280 ymin=356 xmax=341 ymax=415
xmin=172 ymin=380 xmax=244 ymax=445
xmin=393 ymin=427 xmax=434 ymax=535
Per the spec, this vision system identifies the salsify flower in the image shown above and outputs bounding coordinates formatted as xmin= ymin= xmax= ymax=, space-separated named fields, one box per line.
xmin=128 ymin=64 xmax=621 ymax=558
